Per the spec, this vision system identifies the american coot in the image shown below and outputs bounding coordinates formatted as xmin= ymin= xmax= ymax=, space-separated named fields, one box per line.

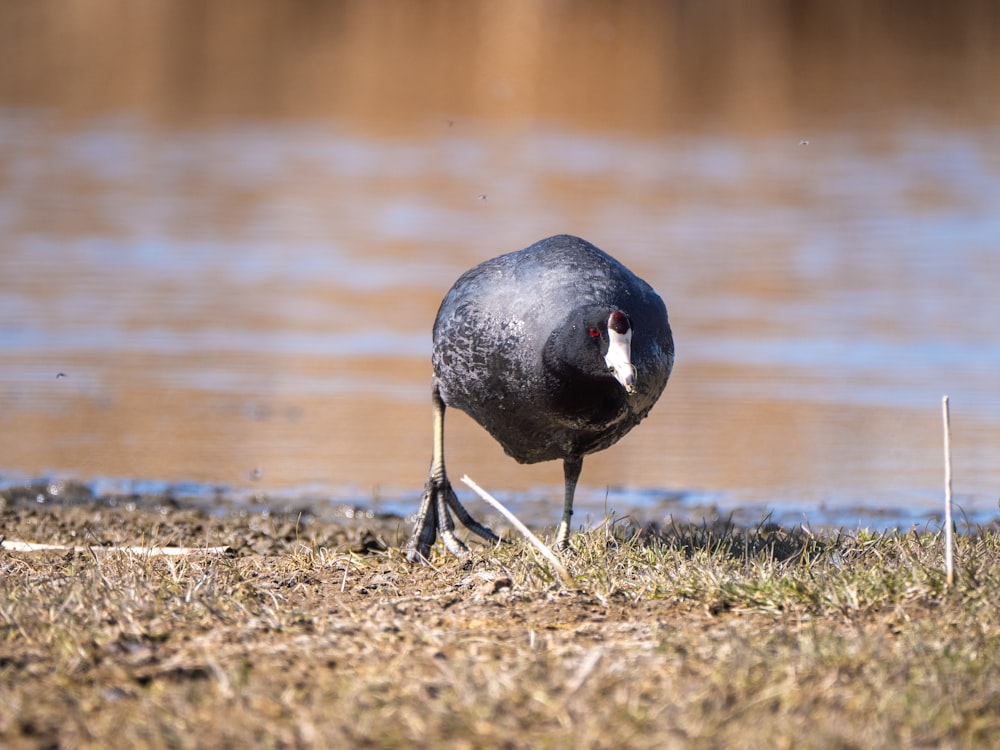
xmin=407 ymin=234 xmax=674 ymax=562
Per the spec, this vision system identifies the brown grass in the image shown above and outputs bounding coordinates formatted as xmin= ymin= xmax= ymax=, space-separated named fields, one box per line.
xmin=1 ymin=503 xmax=999 ymax=749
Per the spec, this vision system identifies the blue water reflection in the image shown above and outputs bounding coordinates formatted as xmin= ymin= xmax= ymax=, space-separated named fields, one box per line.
xmin=1 ymin=114 xmax=998 ymax=528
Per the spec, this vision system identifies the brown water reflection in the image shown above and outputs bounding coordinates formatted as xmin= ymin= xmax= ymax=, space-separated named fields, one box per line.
xmin=2 ymin=1 xmax=997 ymax=130
xmin=1 ymin=2 xmax=999 ymax=529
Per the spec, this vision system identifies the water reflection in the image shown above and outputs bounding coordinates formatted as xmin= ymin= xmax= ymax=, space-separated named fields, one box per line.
xmin=2 ymin=117 xmax=997 ymax=529
xmin=1 ymin=2 xmax=998 ymax=530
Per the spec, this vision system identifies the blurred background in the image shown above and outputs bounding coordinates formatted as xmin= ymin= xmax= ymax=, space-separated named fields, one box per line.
xmin=1 ymin=0 xmax=998 ymax=529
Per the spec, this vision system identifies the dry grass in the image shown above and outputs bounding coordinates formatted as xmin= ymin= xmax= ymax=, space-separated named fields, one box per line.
xmin=2 ymin=503 xmax=1000 ymax=749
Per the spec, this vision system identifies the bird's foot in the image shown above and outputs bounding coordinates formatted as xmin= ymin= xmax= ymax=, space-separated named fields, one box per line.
xmin=406 ymin=475 xmax=500 ymax=563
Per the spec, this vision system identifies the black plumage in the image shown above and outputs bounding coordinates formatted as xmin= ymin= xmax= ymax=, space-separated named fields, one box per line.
xmin=408 ymin=234 xmax=674 ymax=562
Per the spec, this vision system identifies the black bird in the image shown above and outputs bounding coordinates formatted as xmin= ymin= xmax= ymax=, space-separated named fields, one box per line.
xmin=407 ymin=234 xmax=674 ymax=562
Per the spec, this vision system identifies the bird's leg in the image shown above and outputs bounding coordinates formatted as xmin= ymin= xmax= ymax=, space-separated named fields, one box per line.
xmin=406 ymin=384 xmax=499 ymax=563
xmin=554 ymin=456 xmax=583 ymax=550
xmin=407 ymin=385 xmax=464 ymax=561
xmin=406 ymin=476 xmax=439 ymax=562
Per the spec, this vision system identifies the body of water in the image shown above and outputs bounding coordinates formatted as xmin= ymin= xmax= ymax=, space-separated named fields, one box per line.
xmin=1 ymin=2 xmax=998 ymax=532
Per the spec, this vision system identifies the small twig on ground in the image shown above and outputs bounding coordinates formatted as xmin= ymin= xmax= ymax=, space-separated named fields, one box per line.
xmin=460 ymin=475 xmax=574 ymax=588
xmin=943 ymin=395 xmax=955 ymax=587
xmin=565 ymin=646 xmax=604 ymax=695
xmin=0 ymin=540 xmax=233 ymax=556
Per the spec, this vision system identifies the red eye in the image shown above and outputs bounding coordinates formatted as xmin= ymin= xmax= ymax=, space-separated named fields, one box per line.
xmin=588 ymin=327 xmax=600 ymax=338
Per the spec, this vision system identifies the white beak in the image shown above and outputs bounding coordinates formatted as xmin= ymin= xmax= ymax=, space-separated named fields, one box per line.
xmin=605 ymin=326 xmax=635 ymax=394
